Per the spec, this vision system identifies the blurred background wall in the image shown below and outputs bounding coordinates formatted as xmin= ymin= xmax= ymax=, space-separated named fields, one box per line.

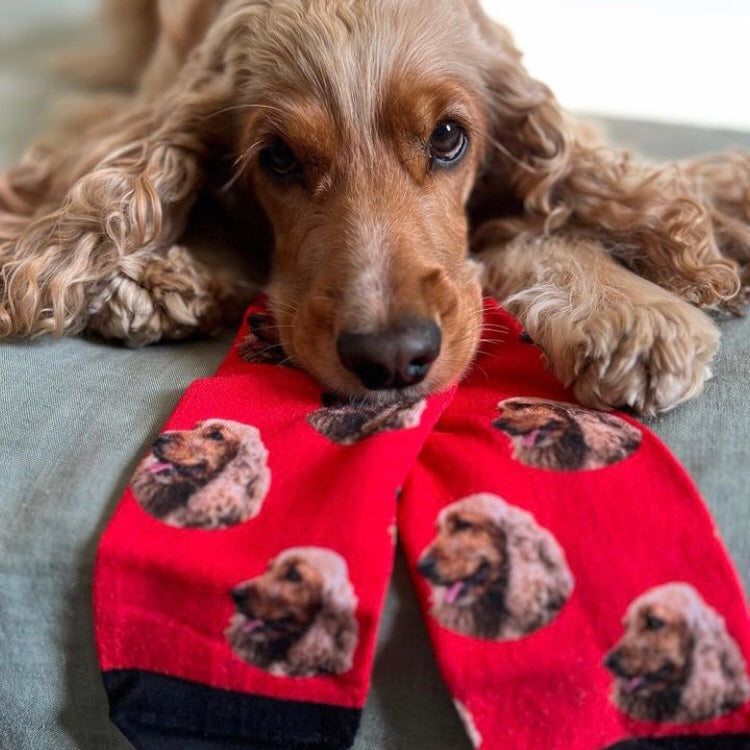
xmin=482 ymin=0 xmax=750 ymax=130
xmin=1 ymin=0 xmax=749 ymax=167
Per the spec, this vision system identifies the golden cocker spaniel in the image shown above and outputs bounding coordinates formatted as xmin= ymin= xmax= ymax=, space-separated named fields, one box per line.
xmin=131 ymin=418 xmax=271 ymax=529
xmin=493 ymin=397 xmax=642 ymax=471
xmin=226 ymin=546 xmax=359 ymax=677
xmin=1 ymin=0 xmax=749 ymax=415
xmin=307 ymin=393 xmax=426 ymax=445
xmin=417 ymin=493 xmax=573 ymax=640
xmin=604 ymin=583 xmax=750 ymax=724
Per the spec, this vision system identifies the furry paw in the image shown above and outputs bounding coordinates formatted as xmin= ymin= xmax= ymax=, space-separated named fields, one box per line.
xmin=559 ymin=301 xmax=719 ymax=416
xmin=87 ymin=245 xmax=252 ymax=346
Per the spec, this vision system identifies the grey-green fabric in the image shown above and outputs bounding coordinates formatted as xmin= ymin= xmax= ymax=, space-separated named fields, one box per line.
xmin=1 ymin=5 xmax=749 ymax=749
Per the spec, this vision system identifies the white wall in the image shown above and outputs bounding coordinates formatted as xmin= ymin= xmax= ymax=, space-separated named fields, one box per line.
xmin=481 ymin=0 xmax=750 ymax=130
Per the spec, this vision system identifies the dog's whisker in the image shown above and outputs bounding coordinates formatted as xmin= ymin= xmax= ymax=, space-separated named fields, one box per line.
xmin=479 ymin=337 xmax=506 ymax=347
xmin=207 ymin=103 xmax=287 ymax=120
xmin=244 ymin=343 xmax=286 ymax=358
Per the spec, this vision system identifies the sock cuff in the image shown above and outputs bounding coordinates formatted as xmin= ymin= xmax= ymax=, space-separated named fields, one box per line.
xmin=103 ymin=669 xmax=361 ymax=750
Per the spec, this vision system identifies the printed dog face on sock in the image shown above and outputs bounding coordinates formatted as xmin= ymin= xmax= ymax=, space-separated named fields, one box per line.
xmin=237 ymin=312 xmax=291 ymax=366
xmin=307 ymin=393 xmax=426 ymax=445
xmin=227 ymin=547 xmax=359 ymax=678
xmin=417 ymin=494 xmax=573 ymax=640
xmin=604 ymin=583 xmax=750 ymax=723
xmin=493 ymin=397 xmax=642 ymax=471
xmin=131 ymin=419 xmax=270 ymax=529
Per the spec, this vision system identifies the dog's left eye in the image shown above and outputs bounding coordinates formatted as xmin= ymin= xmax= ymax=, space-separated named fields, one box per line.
xmin=260 ymin=139 xmax=301 ymax=180
xmin=284 ymin=566 xmax=302 ymax=583
xmin=645 ymin=613 xmax=665 ymax=631
xmin=453 ymin=518 xmax=473 ymax=532
xmin=428 ymin=122 xmax=468 ymax=168
xmin=207 ymin=428 xmax=224 ymax=441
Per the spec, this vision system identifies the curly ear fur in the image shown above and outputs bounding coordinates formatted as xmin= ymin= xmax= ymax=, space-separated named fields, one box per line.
xmin=0 ymin=1 xmax=250 ymax=342
xmin=285 ymin=604 xmax=359 ymax=677
xmin=274 ymin=547 xmax=359 ymax=677
xmin=677 ymin=586 xmax=750 ymax=721
xmin=468 ymin=13 xmax=741 ymax=308
xmin=573 ymin=408 xmax=642 ymax=466
xmin=499 ymin=499 xmax=574 ymax=637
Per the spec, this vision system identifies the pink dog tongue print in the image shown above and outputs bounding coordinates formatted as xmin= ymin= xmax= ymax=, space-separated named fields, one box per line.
xmin=444 ymin=581 xmax=465 ymax=605
xmin=93 ymin=298 xmax=750 ymax=750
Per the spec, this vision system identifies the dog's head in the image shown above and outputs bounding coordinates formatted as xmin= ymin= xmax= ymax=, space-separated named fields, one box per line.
xmin=307 ymin=393 xmax=426 ymax=445
xmin=604 ymin=586 xmax=696 ymax=703
xmin=189 ymin=0 xmax=569 ymax=400
xmin=417 ymin=496 xmax=508 ymax=607
xmin=493 ymin=398 xmax=577 ymax=450
xmin=229 ymin=547 xmax=355 ymax=651
xmin=147 ymin=420 xmax=243 ymax=486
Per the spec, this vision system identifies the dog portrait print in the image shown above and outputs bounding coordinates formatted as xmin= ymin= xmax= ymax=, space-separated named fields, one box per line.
xmin=226 ymin=547 xmax=359 ymax=677
xmin=131 ymin=418 xmax=271 ymax=529
xmin=307 ymin=393 xmax=426 ymax=445
xmin=417 ymin=493 xmax=573 ymax=640
xmin=237 ymin=312 xmax=290 ymax=366
xmin=605 ymin=583 xmax=750 ymax=724
xmin=493 ymin=397 xmax=642 ymax=471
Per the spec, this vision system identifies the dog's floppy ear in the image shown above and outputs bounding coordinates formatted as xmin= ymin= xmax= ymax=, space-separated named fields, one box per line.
xmin=501 ymin=506 xmax=573 ymax=637
xmin=286 ymin=606 xmax=359 ymax=676
xmin=574 ymin=408 xmax=642 ymax=466
xmin=59 ymin=7 xmax=246 ymax=253
xmin=0 ymin=2 xmax=255 ymax=337
xmin=468 ymin=5 xmax=738 ymax=306
xmin=286 ymin=566 xmax=359 ymax=676
xmin=679 ymin=591 xmax=750 ymax=719
xmin=467 ymin=13 xmax=572 ymax=237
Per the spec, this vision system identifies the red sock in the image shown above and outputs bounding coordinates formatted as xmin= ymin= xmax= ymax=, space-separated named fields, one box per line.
xmin=93 ymin=300 xmax=454 ymax=749
xmin=95 ymin=297 xmax=750 ymax=750
xmin=398 ymin=299 xmax=750 ymax=750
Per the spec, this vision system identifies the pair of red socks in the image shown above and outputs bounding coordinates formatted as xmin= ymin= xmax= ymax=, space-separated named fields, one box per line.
xmin=93 ymin=298 xmax=750 ymax=749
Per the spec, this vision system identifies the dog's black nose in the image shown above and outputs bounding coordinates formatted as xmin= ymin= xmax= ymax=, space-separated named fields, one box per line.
xmin=153 ymin=434 xmax=172 ymax=450
xmin=416 ymin=554 xmax=437 ymax=579
xmin=604 ymin=650 xmax=622 ymax=674
xmin=230 ymin=587 xmax=247 ymax=607
xmin=337 ymin=320 xmax=441 ymax=390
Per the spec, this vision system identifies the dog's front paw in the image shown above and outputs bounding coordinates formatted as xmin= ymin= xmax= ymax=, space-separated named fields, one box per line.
xmin=86 ymin=245 xmax=251 ymax=346
xmin=517 ymin=296 xmax=720 ymax=416
xmin=566 ymin=301 xmax=719 ymax=415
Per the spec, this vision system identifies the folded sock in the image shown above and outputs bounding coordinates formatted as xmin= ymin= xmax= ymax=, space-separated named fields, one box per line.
xmin=398 ymin=300 xmax=750 ymax=750
xmin=94 ymin=297 xmax=750 ymax=750
xmin=93 ymin=301 xmax=454 ymax=750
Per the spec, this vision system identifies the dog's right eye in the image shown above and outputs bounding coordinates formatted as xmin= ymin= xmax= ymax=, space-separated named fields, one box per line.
xmin=645 ymin=613 xmax=665 ymax=631
xmin=284 ymin=566 xmax=302 ymax=583
xmin=453 ymin=518 xmax=472 ymax=532
xmin=428 ymin=122 xmax=468 ymax=168
xmin=260 ymin=140 xmax=301 ymax=180
xmin=207 ymin=428 xmax=224 ymax=441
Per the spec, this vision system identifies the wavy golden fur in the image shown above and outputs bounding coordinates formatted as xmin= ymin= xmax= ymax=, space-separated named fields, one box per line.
xmin=1 ymin=0 xmax=748 ymax=414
